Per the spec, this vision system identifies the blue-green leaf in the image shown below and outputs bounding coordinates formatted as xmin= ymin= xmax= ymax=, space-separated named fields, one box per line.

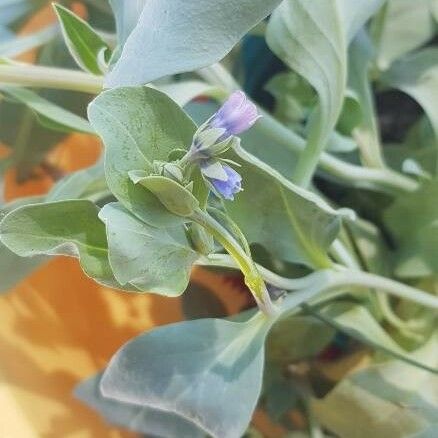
xmin=88 ymin=86 xmax=197 ymax=228
xmin=105 ymin=0 xmax=282 ymax=87
xmin=76 ymin=373 xmax=204 ymax=438
xmin=0 ymin=200 xmax=122 ymax=289
xmin=101 ymin=313 xmax=273 ymax=438
xmin=99 ymin=202 xmax=198 ymax=296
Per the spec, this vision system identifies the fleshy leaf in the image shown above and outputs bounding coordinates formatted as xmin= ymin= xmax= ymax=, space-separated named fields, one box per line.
xmin=75 ymin=373 xmax=204 ymax=438
xmin=99 ymin=203 xmax=198 ymax=296
xmin=88 ymin=86 xmax=197 ymax=228
xmin=0 ymin=200 xmax=122 ymax=289
xmin=129 ymin=172 xmax=199 ymax=217
xmin=105 ymin=0 xmax=282 ymax=87
xmin=101 ymin=313 xmax=273 ymax=438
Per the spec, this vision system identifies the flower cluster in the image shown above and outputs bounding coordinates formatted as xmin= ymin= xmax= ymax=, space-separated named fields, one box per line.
xmin=183 ymin=91 xmax=260 ymax=200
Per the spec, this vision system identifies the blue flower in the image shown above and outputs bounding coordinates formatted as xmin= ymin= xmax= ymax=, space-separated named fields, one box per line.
xmin=202 ymin=162 xmax=242 ymax=200
xmin=209 ymin=91 xmax=260 ymax=137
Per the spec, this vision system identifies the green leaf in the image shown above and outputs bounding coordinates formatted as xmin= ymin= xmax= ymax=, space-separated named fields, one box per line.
xmin=53 ymin=3 xmax=110 ymax=75
xmin=101 ymin=313 xmax=273 ymax=438
xmin=381 ymin=48 xmax=438 ymax=146
xmin=312 ymin=332 xmax=438 ymax=438
xmin=371 ymin=0 xmax=436 ymax=70
xmin=104 ymin=0 xmax=282 ymax=87
xmin=0 ymin=85 xmax=94 ymax=134
xmin=0 ymin=200 xmax=121 ymax=289
xmin=224 ymin=145 xmax=347 ymax=269
xmin=266 ymin=0 xmax=384 ymax=184
xmin=88 ymin=86 xmax=197 ymax=228
xmin=75 ymin=373 xmax=204 ymax=438
xmin=129 ymin=172 xmax=199 ymax=217
xmin=384 ymin=178 xmax=438 ymax=278
xmin=99 ymin=202 xmax=198 ymax=296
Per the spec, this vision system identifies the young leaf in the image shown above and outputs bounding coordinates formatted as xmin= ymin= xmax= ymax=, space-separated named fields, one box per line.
xmin=0 ymin=85 xmax=94 ymax=134
xmin=53 ymin=3 xmax=110 ymax=75
xmin=104 ymin=0 xmax=282 ymax=87
xmin=224 ymin=145 xmax=348 ymax=269
xmin=129 ymin=172 xmax=199 ymax=217
xmin=76 ymin=373 xmax=204 ymax=438
xmin=88 ymin=86 xmax=197 ymax=228
xmin=99 ymin=203 xmax=198 ymax=296
xmin=266 ymin=0 xmax=384 ymax=185
xmin=0 ymin=200 xmax=122 ymax=289
xmin=101 ymin=313 xmax=273 ymax=438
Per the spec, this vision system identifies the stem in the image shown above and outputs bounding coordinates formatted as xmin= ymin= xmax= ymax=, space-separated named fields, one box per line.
xmin=191 ymin=209 xmax=277 ymax=316
xmin=0 ymin=64 xmax=103 ymax=94
xmin=292 ymin=105 xmax=326 ymax=187
xmin=198 ymin=64 xmax=419 ymax=194
xmin=198 ymin=255 xmax=438 ymax=310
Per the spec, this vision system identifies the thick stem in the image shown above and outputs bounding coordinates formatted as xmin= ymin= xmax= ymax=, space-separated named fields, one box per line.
xmin=0 ymin=64 xmax=103 ymax=94
xmin=191 ymin=209 xmax=277 ymax=316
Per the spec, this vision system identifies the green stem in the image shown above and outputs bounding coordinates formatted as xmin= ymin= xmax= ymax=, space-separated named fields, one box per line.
xmin=191 ymin=209 xmax=277 ymax=316
xmin=199 ymin=255 xmax=438 ymax=310
xmin=197 ymin=64 xmax=419 ymax=194
xmin=0 ymin=64 xmax=103 ymax=94
xmin=291 ymin=105 xmax=326 ymax=187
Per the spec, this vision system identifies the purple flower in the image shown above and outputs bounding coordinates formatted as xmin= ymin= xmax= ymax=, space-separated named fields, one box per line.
xmin=210 ymin=91 xmax=260 ymax=137
xmin=207 ymin=164 xmax=242 ymax=200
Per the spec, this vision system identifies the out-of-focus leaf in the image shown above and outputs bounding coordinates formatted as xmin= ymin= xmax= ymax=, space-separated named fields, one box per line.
xmin=101 ymin=313 xmax=273 ymax=438
xmin=0 ymin=24 xmax=58 ymax=58
xmin=266 ymin=0 xmax=384 ymax=185
xmin=105 ymin=0 xmax=282 ymax=87
xmin=75 ymin=373 xmax=204 ymax=438
xmin=371 ymin=0 xmax=436 ymax=70
xmin=313 ymin=332 xmax=438 ymax=438
xmin=0 ymin=85 xmax=94 ymax=134
xmin=307 ymin=302 xmax=438 ymax=373
xmin=384 ymin=178 xmax=438 ymax=278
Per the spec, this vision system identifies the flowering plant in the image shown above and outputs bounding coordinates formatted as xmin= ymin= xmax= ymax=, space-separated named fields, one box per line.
xmin=0 ymin=1 xmax=437 ymax=437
